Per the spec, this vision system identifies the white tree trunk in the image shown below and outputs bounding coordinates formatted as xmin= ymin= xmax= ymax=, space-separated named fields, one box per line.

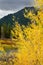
xmin=1 ymin=26 xmax=4 ymax=39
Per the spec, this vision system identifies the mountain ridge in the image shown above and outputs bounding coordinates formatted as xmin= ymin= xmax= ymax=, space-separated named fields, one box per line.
xmin=0 ymin=7 xmax=37 ymax=26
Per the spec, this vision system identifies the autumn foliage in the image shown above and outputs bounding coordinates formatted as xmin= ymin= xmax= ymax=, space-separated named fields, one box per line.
xmin=0 ymin=0 xmax=43 ymax=65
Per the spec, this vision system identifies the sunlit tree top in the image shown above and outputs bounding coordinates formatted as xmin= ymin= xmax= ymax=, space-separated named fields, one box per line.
xmin=34 ymin=0 xmax=43 ymax=9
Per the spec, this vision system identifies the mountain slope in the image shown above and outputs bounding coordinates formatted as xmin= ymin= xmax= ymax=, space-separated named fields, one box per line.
xmin=0 ymin=7 xmax=37 ymax=38
xmin=0 ymin=7 xmax=37 ymax=27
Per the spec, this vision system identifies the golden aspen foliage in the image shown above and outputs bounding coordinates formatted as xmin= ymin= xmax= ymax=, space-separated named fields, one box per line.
xmin=11 ymin=22 xmax=24 ymax=40
xmin=34 ymin=0 xmax=43 ymax=10
xmin=10 ymin=10 xmax=43 ymax=64
xmin=0 ymin=1 xmax=43 ymax=65
xmin=9 ymin=6 xmax=43 ymax=65
xmin=23 ymin=5 xmax=43 ymax=64
xmin=5 ymin=7 xmax=43 ymax=65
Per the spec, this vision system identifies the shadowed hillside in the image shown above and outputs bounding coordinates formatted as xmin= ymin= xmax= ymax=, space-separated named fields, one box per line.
xmin=0 ymin=7 xmax=38 ymax=38
xmin=0 ymin=7 xmax=37 ymax=26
